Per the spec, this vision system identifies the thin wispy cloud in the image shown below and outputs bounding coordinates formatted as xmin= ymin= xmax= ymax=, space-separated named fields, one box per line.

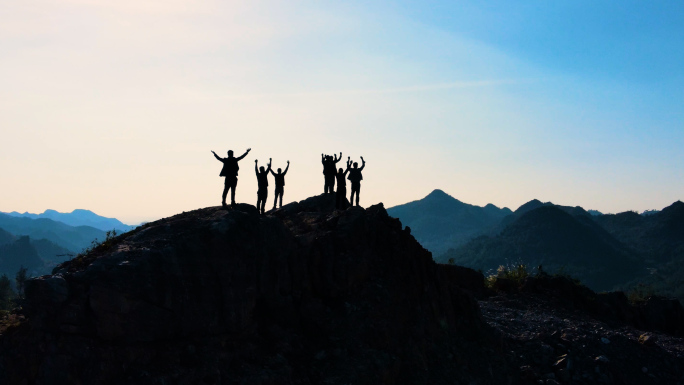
xmin=224 ymin=79 xmax=529 ymax=100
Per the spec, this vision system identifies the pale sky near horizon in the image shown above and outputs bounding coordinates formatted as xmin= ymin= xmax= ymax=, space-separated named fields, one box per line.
xmin=1 ymin=1 xmax=683 ymax=224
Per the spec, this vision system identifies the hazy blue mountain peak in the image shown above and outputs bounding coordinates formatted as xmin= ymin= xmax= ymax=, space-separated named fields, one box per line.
xmin=514 ymin=199 xmax=546 ymax=214
xmin=387 ymin=189 xmax=513 ymax=256
xmin=424 ymin=189 xmax=462 ymax=203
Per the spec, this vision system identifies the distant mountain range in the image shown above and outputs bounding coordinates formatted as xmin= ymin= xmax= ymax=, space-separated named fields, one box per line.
xmin=4 ymin=209 xmax=134 ymax=232
xmin=388 ymin=190 xmax=684 ymax=299
xmin=0 ymin=213 xmax=107 ymax=253
xmin=0 ymin=209 xmax=134 ymax=279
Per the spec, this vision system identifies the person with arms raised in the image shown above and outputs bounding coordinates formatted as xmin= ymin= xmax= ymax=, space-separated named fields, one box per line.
xmin=255 ymin=158 xmax=272 ymax=214
xmin=211 ymin=148 xmax=251 ymax=208
xmin=322 ymin=152 xmax=342 ymax=194
xmin=347 ymin=156 xmax=365 ymax=207
xmin=335 ymin=157 xmax=352 ymax=210
xmin=270 ymin=160 xmax=290 ymax=210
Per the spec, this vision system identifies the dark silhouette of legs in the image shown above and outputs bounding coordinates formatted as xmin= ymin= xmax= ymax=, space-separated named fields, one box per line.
xmin=223 ymin=177 xmax=237 ymax=207
xmin=273 ymin=188 xmax=283 ymax=209
xmin=222 ymin=186 xmax=228 ymax=207
xmin=324 ymin=175 xmax=335 ymax=194
xmin=336 ymin=188 xmax=346 ymax=209
xmin=350 ymin=182 xmax=361 ymax=206
xmin=257 ymin=190 xmax=268 ymax=214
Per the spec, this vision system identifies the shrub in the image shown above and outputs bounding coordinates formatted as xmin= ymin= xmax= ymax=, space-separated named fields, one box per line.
xmin=485 ymin=263 xmax=529 ymax=290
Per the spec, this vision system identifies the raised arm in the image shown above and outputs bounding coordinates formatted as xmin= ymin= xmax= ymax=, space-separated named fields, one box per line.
xmin=359 ymin=156 xmax=365 ymax=171
xmin=266 ymin=158 xmax=272 ymax=173
xmin=236 ymin=148 xmax=251 ymax=161
xmin=254 ymin=159 xmax=259 ymax=175
xmin=283 ymin=161 xmax=290 ymax=175
xmin=211 ymin=151 xmax=223 ymax=162
xmin=321 ymin=153 xmax=325 ymax=165
xmin=334 ymin=152 xmax=342 ymax=163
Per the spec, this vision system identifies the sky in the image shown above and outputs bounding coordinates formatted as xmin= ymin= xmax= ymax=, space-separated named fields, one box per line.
xmin=1 ymin=0 xmax=683 ymax=224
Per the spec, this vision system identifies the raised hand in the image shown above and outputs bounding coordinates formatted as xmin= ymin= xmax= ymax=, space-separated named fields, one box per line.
xmin=255 ymin=159 xmax=258 ymax=163
xmin=287 ymin=160 xmax=290 ymax=164
xmin=247 ymin=148 xmax=251 ymax=152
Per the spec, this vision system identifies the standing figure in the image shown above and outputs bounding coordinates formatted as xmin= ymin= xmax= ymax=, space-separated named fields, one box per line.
xmin=270 ymin=160 xmax=290 ymax=210
xmin=347 ymin=156 xmax=365 ymax=207
xmin=255 ymin=158 xmax=272 ymax=214
xmin=335 ymin=157 xmax=352 ymax=210
xmin=322 ymin=152 xmax=342 ymax=194
xmin=212 ymin=148 xmax=251 ymax=207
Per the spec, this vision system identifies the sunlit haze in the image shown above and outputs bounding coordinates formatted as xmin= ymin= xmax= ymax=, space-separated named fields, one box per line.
xmin=2 ymin=1 xmax=682 ymax=224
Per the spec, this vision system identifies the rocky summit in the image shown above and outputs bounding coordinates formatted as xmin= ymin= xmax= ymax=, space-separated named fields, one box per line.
xmin=0 ymin=195 xmax=493 ymax=384
xmin=1 ymin=194 xmax=683 ymax=385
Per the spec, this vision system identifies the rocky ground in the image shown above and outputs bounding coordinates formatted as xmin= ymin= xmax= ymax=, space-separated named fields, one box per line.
xmin=479 ymin=291 xmax=684 ymax=385
xmin=0 ymin=194 xmax=683 ymax=385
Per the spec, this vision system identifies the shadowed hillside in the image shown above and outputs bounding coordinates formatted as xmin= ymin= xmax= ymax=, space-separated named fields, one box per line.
xmin=442 ymin=205 xmax=643 ymax=291
xmin=0 ymin=236 xmax=44 ymax=277
xmin=594 ymin=201 xmax=684 ymax=301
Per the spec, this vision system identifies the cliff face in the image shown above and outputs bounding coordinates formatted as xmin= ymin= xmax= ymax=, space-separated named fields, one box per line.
xmin=0 ymin=195 xmax=493 ymax=384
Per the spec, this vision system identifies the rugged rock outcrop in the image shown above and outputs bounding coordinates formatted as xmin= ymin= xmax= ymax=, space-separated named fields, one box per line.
xmin=0 ymin=195 xmax=497 ymax=384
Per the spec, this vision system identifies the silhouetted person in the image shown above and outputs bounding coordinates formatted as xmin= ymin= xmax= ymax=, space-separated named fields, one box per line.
xmin=270 ymin=160 xmax=289 ymax=209
xmin=255 ymin=158 xmax=272 ymax=214
xmin=335 ymin=157 xmax=352 ymax=209
xmin=322 ymin=152 xmax=342 ymax=194
xmin=348 ymin=156 xmax=365 ymax=207
xmin=212 ymin=148 xmax=251 ymax=207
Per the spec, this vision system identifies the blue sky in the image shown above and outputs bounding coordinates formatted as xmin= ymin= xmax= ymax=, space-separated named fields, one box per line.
xmin=1 ymin=1 xmax=682 ymax=223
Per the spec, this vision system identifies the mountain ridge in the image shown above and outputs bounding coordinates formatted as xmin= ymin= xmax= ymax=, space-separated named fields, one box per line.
xmin=4 ymin=209 xmax=134 ymax=232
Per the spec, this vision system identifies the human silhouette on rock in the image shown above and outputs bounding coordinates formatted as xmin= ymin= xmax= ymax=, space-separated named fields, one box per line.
xmin=335 ymin=157 xmax=352 ymax=210
xmin=322 ymin=152 xmax=342 ymax=194
xmin=348 ymin=156 xmax=365 ymax=207
xmin=212 ymin=148 xmax=251 ymax=208
xmin=269 ymin=160 xmax=289 ymax=210
xmin=255 ymin=158 xmax=272 ymax=214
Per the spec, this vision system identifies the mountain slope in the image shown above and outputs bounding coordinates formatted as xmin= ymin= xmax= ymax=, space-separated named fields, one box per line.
xmin=593 ymin=201 xmax=684 ymax=264
xmin=30 ymin=239 xmax=74 ymax=265
xmin=594 ymin=201 xmax=684 ymax=300
xmin=0 ymin=236 xmax=45 ymax=277
xmin=387 ymin=189 xmax=512 ymax=255
xmin=0 ymin=228 xmax=16 ymax=247
xmin=5 ymin=209 xmax=134 ymax=232
xmin=442 ymin=205 xmax=643 ymax=291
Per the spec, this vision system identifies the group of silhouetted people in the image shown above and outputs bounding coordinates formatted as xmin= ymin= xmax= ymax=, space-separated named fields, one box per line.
xmin=321 ymin=152 xmax=365 ymax=209
xmin=254 ymin=158 xmax=289 ymax=214
xmin=212 ymin=148 xmax=365 ymax=214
